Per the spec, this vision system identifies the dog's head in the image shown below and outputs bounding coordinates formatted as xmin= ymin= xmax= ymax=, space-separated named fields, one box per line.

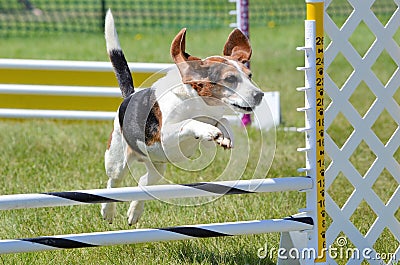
xmin=170 ymin=28 xmax=263 ymax=113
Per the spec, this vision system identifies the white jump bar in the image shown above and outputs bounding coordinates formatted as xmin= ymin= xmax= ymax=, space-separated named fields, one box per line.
xmin=0 ymin=217 xmax=313 ymax=254
xmin=0 ymin=177 xmax=312 ymax=210
xmin=0 ymin=109 xmax=116 ymax=120
xmin=0 ymin=59 xmax=174 ymax=73
xmin=0 ymin=84 xmax=121 ymax=97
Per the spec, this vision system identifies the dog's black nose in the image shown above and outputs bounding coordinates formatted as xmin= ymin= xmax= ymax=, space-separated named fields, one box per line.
xmin=254 ymin=90 xmax=264 ymax=105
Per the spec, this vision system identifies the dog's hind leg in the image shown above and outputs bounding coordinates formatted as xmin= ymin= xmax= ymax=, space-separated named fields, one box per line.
xmin=101 ymin=118 xmax=133 ymax=224
xmin=127 ymin=161 xmax=166 ymax=226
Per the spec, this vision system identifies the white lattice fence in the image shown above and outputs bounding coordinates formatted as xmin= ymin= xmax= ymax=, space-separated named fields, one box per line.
xmin=325 ymin=0 xmax=400 ymax=264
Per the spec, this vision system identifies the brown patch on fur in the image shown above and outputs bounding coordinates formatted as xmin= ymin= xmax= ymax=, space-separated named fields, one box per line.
xmin=171 ymin=28 xmax=252 ymax=87
xmin=186 ymin=55 xmax=253 ymax=101
xmin=187 ymin=81 xmax=227 ymax=107
xmin=106 ymin=130 xmax=113 ymax=150
xmin=171 ymin=29 xmax=202 ymax=66
xmin=204 ymin=56 xmax=229 ymax=64
xmin=205 ymin=56 xmax=252 ymax=78
xmin=223 ymin=29 xmax=252 ymax=63
xmin=145 ymin=101 xmax=162 ymax=146
xmin=188 ymin=81 xmax=214 ymax=97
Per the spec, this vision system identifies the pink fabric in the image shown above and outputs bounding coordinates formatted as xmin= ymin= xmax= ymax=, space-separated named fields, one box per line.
xmin=241 ymin=114 xmax=251 ymax=126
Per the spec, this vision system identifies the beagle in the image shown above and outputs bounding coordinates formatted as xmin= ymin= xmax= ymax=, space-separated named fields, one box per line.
xmin=101 ymin=10 xmax=264 ymax=225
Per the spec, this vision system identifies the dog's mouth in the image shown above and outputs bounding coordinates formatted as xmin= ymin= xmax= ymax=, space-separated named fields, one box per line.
xmin=231 ymin=103 xmax=254 ymax=113
xmin=221 ymin=98 xmax=256 ymax=113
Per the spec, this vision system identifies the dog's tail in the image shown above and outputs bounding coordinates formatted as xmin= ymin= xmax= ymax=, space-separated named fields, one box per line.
xmin=105 ymin=9 xmax=134 ymax=98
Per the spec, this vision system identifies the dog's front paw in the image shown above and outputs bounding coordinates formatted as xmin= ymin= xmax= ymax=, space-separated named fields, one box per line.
xmin=127 ymin=201 xmax=144 ymax=226
xmin=216 ymin=137 xmax=233 ymax=149
xmin=194 ymin=125 xmax=223 ymax=142
xmin=101 ymin=202 xmax=116 ymax=224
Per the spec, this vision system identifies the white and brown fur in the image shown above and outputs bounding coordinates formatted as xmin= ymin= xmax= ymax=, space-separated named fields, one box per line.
xmin=101 ymin=10 xmax=264 ymax=225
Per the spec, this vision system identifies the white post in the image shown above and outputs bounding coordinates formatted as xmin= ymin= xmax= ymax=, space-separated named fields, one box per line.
xmin=278 ymin=20 xmax=318 ymax=265
xmin=302 ymin=20 xmax=320 ymax=264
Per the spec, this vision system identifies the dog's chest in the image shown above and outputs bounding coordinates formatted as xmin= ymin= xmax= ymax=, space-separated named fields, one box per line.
xmin=157 ymin=92 xmax=225 ymax=124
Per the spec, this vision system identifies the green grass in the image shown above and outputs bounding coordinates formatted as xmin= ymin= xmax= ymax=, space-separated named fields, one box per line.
xmin=0 ymin=22 xmax=399 ymax=264
xmin=0 ymin=120 xmax=303 ymax=264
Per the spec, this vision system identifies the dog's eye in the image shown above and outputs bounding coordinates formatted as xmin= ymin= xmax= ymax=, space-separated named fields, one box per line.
xmin=224 ymin=75 xmax=238 ymax=84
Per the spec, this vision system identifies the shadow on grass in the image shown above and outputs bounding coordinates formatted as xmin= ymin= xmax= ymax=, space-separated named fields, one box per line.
xmin=174 ymin=240 xmax=276 ymax=265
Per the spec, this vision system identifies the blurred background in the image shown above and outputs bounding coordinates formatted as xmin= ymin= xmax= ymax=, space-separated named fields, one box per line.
xmin=0 ymin=0 xmax=394 ymax=36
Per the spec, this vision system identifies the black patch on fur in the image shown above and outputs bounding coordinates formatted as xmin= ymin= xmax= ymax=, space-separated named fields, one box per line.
xmin=109 ymin=49 xmax=135 ymax=98
xmin=118 ymin=94 xmax=132 ymax=127
xmin=122 ymin=88 xmax=162 ymax=155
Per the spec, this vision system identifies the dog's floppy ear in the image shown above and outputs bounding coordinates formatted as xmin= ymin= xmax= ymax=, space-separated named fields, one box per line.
xmin=171 ymin=28 xmax=206 ymax=83
xmin=223 ymin=29 xmax=252 ymax=64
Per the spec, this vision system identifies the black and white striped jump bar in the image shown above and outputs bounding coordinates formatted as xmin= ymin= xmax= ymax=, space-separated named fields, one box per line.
xmin=0 ymin=177 xmax=311 ymax=211
xmin=0 ymin=216 xmax=313 ymax=254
